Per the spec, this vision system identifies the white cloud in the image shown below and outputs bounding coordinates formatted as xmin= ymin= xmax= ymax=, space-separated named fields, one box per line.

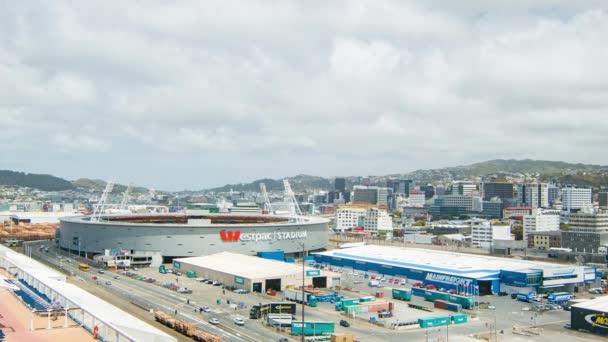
xmin=0 ymin=1 xmax=607 ymax=189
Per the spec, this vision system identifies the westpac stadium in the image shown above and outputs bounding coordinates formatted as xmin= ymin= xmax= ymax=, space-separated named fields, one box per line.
xmin=58 ymin=214 xmax=328 ymax=264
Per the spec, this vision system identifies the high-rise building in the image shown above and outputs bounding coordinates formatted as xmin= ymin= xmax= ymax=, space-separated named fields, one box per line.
xmin=377 ymin=187 xmax=389 ymax=208
xmin=482 ymin=182 xmax=514 ymax=201
xmin=547 ymin=185 xmax=560 ymax=205
xmin=599 ymin=192 xmax=608 ymax=209
xmin=398 ymin=179 xmax=412 ymax=197
xmin=334 ymin=208 xmax=366 ymax=231
xmin=363 ymin=208 xmax=393 ymax=232
xmin=561 ymin=187 xmax=592 ymax=212
xmin=470 ymin=219 xmax=511 ymax=248
xmin=335 ymin=178 xmax=346 ymax=192
xmin=386 ymin=179 xmax=399 ymax=193
xmin=482 ymin=198 xmax=503 ymax=219
xmin=451 ymin=181 xmax=477 ymax=196
xmin=517 ymin=183 xmax=549 ymax=208
xmin=408 ymin=191 xmax=426 ymax=207
xmin=419 ymin=185 xmax=435 ymax=200
xmin=353 ymin=186 xmax=378 ymax=204
xmin=561 ymin=210 xmax=608 ymax=252
xmin=523 ymin=210 xmax=560 ymax=243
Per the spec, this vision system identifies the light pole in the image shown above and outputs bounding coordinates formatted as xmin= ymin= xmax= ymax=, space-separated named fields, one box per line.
xmin=301 ymin=242 xmax=305 ymax=342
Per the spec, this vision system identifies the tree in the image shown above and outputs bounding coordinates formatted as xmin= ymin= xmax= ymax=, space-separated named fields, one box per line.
xmin=560 ymin=223 xmax=569 ymax=231
xmin=511 ymin=223 xmax=523 ymax=240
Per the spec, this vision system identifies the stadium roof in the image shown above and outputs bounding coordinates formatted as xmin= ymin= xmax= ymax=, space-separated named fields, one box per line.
xmin=176 ymin=252 xmax=323 ymax=279
xmin=315 ymin=245 xmax=585 ymax=279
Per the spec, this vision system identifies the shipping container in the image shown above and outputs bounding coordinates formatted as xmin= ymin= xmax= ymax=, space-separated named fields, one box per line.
xmin=359 ymin=296 xmax=376 ymax=303
xmin=434 ymin=300 xmax=448 ymax=310
xmin=451 ymin=313 xmax=468 ymax=324
xmin=412 ymin=287 xmax=426 ymax=297
xmin=291 ymin=322 xmax=335 ymax=336
xmin=418 ymin=316 xmax=451 ymax=328
xmin=392 ymin=288 xmax=412 ymax=301
xmin=257 ymin=251 xmax=285 ymax=261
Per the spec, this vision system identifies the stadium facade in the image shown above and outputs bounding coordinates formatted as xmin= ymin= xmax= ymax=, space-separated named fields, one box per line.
xmin=58 ymin=214 xmax=329 ymax=264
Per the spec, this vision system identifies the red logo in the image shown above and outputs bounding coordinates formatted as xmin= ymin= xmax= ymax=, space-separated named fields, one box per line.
xmin=220 ymin=230 xmax=241 ymax=241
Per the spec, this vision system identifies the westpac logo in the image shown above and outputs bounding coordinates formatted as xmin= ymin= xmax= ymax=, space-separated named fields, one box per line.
xmin=220 ymin=230 xmax=241 ymax=242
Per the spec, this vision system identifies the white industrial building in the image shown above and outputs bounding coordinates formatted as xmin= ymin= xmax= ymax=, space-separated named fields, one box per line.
xmin=173 ymin=252 xmax=339 ymax=293
xmin=334 ymin=208 xmax=366 ymax=231
xmin=561 ymin=187 xmax=592 ymax=212
xmin=523 ymin=210 xmax=561 ymax=243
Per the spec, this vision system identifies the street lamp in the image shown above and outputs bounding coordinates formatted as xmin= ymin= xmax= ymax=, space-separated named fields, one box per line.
xmin=301 ymin=242 xmax=305 ymax=342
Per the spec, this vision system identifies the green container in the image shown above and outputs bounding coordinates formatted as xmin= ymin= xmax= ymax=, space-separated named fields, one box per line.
xmin=290 ymin=322 xmax=335 ymax=336
xmin=418 ymin=316 xmax=451 ymax=328
xmin=392 ymin=288 xmax=412 ymax=301
xmin=335 ymin=298 xmax=360 ymax=311
xmin=452 ymin=313 xmax=468 ymax=324
xmin=359 ymin=296 xmax=376 ymax=303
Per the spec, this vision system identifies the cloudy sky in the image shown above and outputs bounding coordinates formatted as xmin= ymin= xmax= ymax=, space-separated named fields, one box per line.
xmin=1 ymin=1 xmax=608 ymax=190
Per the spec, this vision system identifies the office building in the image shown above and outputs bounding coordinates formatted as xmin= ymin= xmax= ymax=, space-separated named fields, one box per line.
xmin=408 ymin=191 xmax=426 ymax=207
xmin=451 ymin=181 xmax=477 ymax=196
xmin=561 ymin=187 xmax=592 ymax=213
xmin=470 ymin=219 xmax=511 ymax=248
xmin=353 ymin=186 xmax=378 ymax=204
xmin=599 ymin=192 xmax=608 ymax=209
xmin=363 ymin=208 xmax=393 ymax=233
xmin=334 ymin=208 xmax=367 ymax=231
xmin=482 ymin=198 xmax=503 ymax=219
xmin=386 ymin=179 xmax=399 ymax=193
xmin=335 ymin=178 xmax=346 ymax=192
xmin=527 ymin=231 xmax=561 ymax=250
xmin=398 ymin=179 xmax=412 ymax=197
xmin=523 ymin=210 xmax=560 ymax=243
xmin=503 ymin=207 xmax=534 ymax=220
xmin=517 ymin=183 xmax=549 ymax=208
xmin=561 ymin=210 xmax=608 ymax=252
xmin=548 ymin=185 xmax=560 ymax=206
xmin=483 ymin=182 xmax=514 ymax=201
xmin=419 ymin=185 xmax=435 ymax=200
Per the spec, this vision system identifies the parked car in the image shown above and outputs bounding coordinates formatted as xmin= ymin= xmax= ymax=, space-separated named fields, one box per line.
xmin=413 ymin=282 xmax=423 ymax=288
xmin=400 ymin=279 xmax=406 ymax=285
xmin=98 ymin=269 xmax=104 ymax=274
xmin=425 ymin=284 xmax=436 ymax=290
xmin=510 ymin=293 xmax=518 ymax=299
xmin=209 ymin=318 xmax=220 ymax=325
xmin=105 ymin=281 xmax=112 ymax=285
xmin=201 ymin=307 xmax=211 ymax=313
xmin=564 ymin=323 xmax=571 ymax=329
xmin=213 ymin=282 xmax=223 ymax=287
xmin=233 ymin=317 xmax=245 ymax=326
xmin=114 ymin=275 xmax=120 ymax=280
xmin=339 ymin=319 xmax=350 ymax=327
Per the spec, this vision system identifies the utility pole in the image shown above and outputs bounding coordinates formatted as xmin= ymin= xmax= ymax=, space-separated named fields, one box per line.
xmin=301 ymin=242 xmax=305 ymax=342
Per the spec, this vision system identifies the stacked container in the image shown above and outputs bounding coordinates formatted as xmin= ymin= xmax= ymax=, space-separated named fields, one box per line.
xmin=434 ymin=300 xmax=448 ymax=310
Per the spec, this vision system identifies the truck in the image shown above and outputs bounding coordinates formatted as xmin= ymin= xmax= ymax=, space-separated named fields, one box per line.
xmin=517 ymin=291 xmax=537 ymax=302
xmin=547 ymin=292 xmax=572 ymax=303
xmin=335 ymin=298 xmax=360 ymax=311
xmin=392 ymin=288 xmax=412 ymax=301
xmin=284 ymin=289 xmax=318 ymax=307
xmin=249 ymin=302 xmax=297 ymax=319
xmin=159 ymin=265 xmax=167 ymax=274
xmin=290 ymin=322 xmax=335 ymax=336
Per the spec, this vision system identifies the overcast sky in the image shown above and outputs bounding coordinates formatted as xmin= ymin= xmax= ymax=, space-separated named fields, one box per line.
xmin=1 ymin=1 xmax=608 ymax=190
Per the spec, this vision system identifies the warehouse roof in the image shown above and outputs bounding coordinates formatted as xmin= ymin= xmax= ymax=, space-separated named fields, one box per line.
xmin=572 ymin=296 xmax=608 ymax=312
xmin=315 ymin=245 xmax=587 ymax=279
xmin=175 ymin=252 xmax=320 ymax=279
xmin=0 ymin=245 xmax=176 ymax=342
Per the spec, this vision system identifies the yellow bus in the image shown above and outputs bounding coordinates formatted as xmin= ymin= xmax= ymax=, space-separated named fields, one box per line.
xmin=78 ymin=264 xmax=90 ymax=272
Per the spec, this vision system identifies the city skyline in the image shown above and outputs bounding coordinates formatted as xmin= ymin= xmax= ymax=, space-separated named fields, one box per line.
xmin=1 ymin=1 xmax=608 ymax=190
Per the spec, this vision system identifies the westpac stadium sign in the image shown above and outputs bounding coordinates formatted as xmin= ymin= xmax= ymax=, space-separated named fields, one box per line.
xmin=221 ymin=230 xmax=307 ymax=242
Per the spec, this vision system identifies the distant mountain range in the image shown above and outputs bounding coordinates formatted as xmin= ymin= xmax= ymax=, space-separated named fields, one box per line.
xmin=207 ymin=159 xmax=608 ymax=192
xmin=1 ymin=159 xmax=607 ymax=193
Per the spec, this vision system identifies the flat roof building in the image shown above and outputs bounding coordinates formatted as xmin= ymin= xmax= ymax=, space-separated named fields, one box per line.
xmin=174 ymin=252 xmax=339 ymax=293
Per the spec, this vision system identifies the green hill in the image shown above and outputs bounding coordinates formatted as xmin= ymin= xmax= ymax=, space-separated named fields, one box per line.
xmin=0 ymin=170 xmax=75 ymax=191
xmin=208 ymin=175 xmax=333 ymax=193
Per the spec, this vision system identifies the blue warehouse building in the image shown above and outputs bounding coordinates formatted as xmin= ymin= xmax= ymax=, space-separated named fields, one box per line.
xmin=315 ymin=246 xmax=596 ymax=295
